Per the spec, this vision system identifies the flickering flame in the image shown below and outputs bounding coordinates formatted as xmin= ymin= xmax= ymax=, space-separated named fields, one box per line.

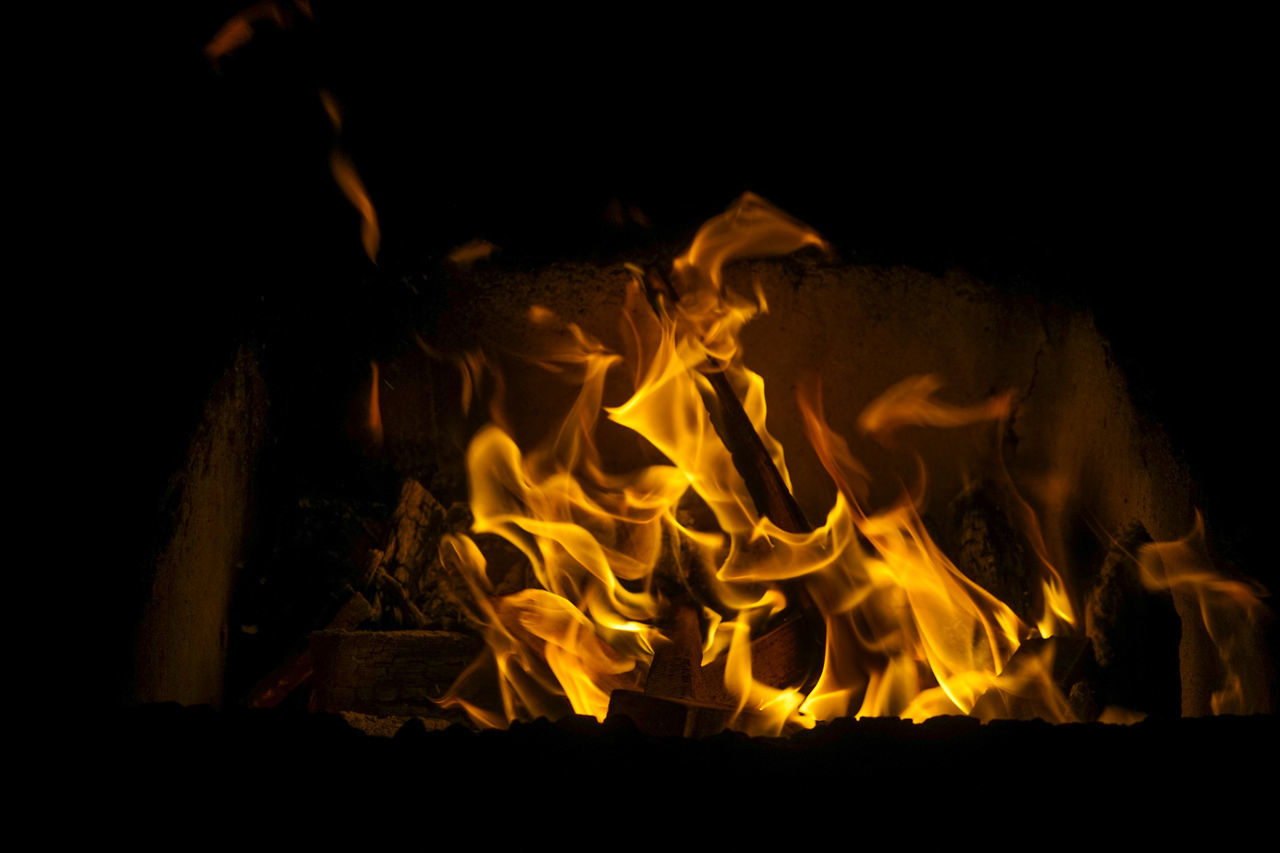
xmin=448 ymin=239 xmax=499 ymax=266
xmin=435 ymin=193 xmax=1269 ymax=733
xmin=320 ymin=90 xmax=380 ymax=264
xmin=1135 ymin=516 xmax=1271 ymax=715
xmin=330 ymin=150 xmax=380 ymax=263
xmin=204 ymin=1 xmax=313 ymax=65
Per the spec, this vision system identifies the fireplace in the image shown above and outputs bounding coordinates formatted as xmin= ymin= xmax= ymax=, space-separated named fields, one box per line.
xmin=103 ymin=3 xmax=1275 ymax=808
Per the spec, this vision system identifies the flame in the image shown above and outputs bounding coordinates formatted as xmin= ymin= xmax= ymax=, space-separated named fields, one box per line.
xmin=204 ymin=1 xmax=313 ymax=65
xmin=328 ymin=152 xmax=380 ymax=264
xmin=320 ymin=91 xmax=380 ymax=264
xmin=448 ymin=239 xmax=499 ymax=266
xmin=1135 ymin=515 xmax=1271 ymax=714
xmin=856 ymin=374 xmax=1012 ymax=444
xmin=435 ymin=194 xmax=1269 ymax=733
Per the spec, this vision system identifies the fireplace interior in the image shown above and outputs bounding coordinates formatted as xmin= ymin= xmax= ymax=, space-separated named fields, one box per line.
xmin=99 ymin=3 xmax=1276 ymax=813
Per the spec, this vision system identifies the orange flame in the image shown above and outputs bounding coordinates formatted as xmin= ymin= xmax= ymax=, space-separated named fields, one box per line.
xmin=320 ymin=91 xmax=380 ymax=264
xmin=1135 ymin=515 xmax=1271 ymax=714
xmin=448 ymin=239 xmax=498 ymax=266
xmin=328 ymin=150 xmax=380 ymax=264
xmin=204 ymin=1 xmax=313 ymax=65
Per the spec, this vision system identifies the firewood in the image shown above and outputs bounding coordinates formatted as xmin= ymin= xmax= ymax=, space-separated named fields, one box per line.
xmin=643 ymin=267 xmax=810 ymax=534
xmin=608 ymin=599 xmax=816 ymax=736
xmin=309 ymin=629 xmax=483 ymax=716
xmin=946 ymin=480 xmax=1034 ymax=623
xmin=644 ymin=602 xmax=704 ymax=702
xmin=697 ymin=614 xmax=813 ymax=701
xmin=248 ymin=592 xmax=376 ymax=709
xmin=247 ymin=474 xmax=479 ymax=707
xmin=640 ymin=267 xmax=825 ymax=686
xmin=382 ymin=479 xmax=448 ymax=581
xmin=375 ymin=567 xmax=429 ymax=628
xmin=362 ymin=479 xmax=475 ymax=631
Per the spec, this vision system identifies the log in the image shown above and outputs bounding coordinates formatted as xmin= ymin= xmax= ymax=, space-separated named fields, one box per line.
xmin=946 ymin=480 xmax=1034 ymax=623
xmin=643 ymin=267 xmax=810 ymax=534
xmin=362 ymin=479 xmax=474 ymax=631
xmin=309 ymin=629 xmax=483 ymax=716
xmin=641 ymin=267 xmax=825 ymax=686
xmin=643 ymin=602 xmax=705 ymax=702
xmin=608 ymin=601 xmax=815 ymax=736
xmin=248 ymin=592 xmax=376 ymax=709
xmin=248 ymin=479 xmax=473 ymax=709
xmin=698 ymin=615 xmax=813 ymax=702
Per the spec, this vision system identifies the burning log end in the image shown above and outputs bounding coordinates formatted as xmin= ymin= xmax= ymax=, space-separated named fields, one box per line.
xmin=611 ymin=605 xmax=819 ymax=736
xmin=644 ymin=601 xmax=704 ymax=702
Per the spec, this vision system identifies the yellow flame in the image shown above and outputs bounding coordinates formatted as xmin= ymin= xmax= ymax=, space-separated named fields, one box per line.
xmin=328 ymin=150 xmax=380 ymax=264
xmin=1135 ymin=515 xmax=1271 ymax=715
xmin=435 ymin=193 xmax=1268 ymax=732
xmin=857 ymin=374 xmax=1012 ymax=443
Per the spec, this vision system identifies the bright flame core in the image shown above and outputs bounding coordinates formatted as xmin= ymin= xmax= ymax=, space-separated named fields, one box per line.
xmin=437 ymin=193 xmax=1268 ymax=733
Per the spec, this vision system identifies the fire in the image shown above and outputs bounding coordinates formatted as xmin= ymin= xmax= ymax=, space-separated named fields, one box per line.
xmin=204 ymin=1 xmax=313 ymax=65
xmin=320 ymin=90 xmax=380 ymax=264
xmin=435 ymin=193 xmax=1269 ymax=733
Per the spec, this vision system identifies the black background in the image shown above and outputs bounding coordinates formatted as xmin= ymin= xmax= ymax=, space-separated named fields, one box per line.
xmin=94 ymin=4 xmax=1273 ymax=704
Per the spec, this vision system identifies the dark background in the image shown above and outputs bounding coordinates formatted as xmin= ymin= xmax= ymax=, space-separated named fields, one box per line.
xmin=95 ymin=4 xmax=1273 ymax=704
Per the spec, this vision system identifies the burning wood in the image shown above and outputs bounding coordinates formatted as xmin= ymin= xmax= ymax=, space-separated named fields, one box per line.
xmin=642 ymin=266 xmax=813 ymax=538
xmin=593 ymin=265 xmax=826 ymax=734
xmin=250 ymin=478 xmax=479 ymax=710
xmin=414 ymin=194 xmax=1270 ymax=734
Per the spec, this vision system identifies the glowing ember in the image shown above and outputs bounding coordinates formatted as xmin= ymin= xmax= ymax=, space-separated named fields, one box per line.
xmin=433 ymin=194 xmax=1269 ymax=733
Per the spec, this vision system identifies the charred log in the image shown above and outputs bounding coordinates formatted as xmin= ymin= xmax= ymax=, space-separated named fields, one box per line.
xmin=361 ymin=479 xmax=473 ymax=631
xmin=309 ymin=630 xmax=482 ymax=717
xmin=946 ymin=481 xmax=1034 ymax=624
